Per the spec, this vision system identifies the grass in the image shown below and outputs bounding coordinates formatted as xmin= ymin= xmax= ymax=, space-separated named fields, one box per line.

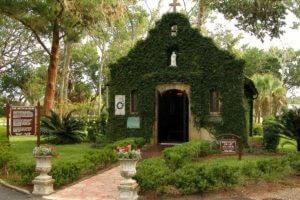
xmin=7 ymin=136 xmax=97 ymax=165
xmin=0 ymin=126 xmax=7 ymax=143
xmin=249 ymin=135 xmax=263 ymax=142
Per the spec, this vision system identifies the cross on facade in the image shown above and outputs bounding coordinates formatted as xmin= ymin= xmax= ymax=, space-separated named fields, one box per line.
xmin=169 ymin=0 xmax=180 ymax=12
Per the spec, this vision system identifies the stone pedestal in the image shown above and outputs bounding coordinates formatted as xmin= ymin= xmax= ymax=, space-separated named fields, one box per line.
xmin=32 ymin=178 xmax=54 ymax=195
xmin=118 ymin=182 xmax=139 ymax=200
xmin=32 ymin=156 xmax=54 ymax=195
xmin=118 ymin=159 xmax=139 ymax=200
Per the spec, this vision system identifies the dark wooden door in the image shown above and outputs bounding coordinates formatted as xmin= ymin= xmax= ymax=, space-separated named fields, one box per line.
xmin=158 ymin=90 xmax=189 ymax=143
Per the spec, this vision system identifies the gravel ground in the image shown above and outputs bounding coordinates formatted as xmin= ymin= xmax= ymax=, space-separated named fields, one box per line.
xmin=249 ymin=187 xmax=300 ymax=200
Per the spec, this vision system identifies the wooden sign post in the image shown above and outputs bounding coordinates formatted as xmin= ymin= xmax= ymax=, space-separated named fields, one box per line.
xmin=6 ymin=103 xmax=41 ymax=146
xmin=6 ymin=103 xmax=10 ymax=141
xmin=36 ymin=102 xmax=41 ymax=147
xmin=217 ymin=134 xmax=243 ymax=160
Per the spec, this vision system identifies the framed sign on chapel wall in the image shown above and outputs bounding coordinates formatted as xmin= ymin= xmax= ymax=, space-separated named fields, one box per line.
xmin=115 ymin=95 xmax=125 ymax=115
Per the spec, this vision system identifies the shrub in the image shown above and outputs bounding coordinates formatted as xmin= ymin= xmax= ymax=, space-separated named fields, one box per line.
xmin=134 ymin=157 xmax=171 ymax=191
xmin=7 ymin=162 xmax=36 ymax=185
xmin=108 ymin=137 xmax=146 ymax=149
xmin=262 ymin=116 xmax=281 ymax=151
xmin=240 ymin=161 xmax=260 ymax=179
xmin=0 ymin=145 xmax=17 ymax=169
xmin=83 ymin=148 xmax=116 ymax=169
xmin=163 ymin=140 xmax=211 ymax=170
xmin=256 ymin=157 xmax=291 ymax=179
xmin=136 ymin=155 xmax=296 ymax=194
xmin=280 ymin=108 xmax=300 ymax=152
xmin=87 ymin=112 xmax=108 ymax=143
xmin=253 ymin=123 xmax=263 ymax=136
xmin=51 ymin=161 xmax=83 ymax=187
xmin=284 ymin=152 xmax=300 ymax=173
xmin=169 ymin=163 xmax=240 ymax=194
xmin=41 ymin=111 xmax=86 ymax=144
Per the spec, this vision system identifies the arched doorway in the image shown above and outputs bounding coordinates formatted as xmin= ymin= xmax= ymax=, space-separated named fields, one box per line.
xmin=158 ymin=89 xmax=189 ymax=143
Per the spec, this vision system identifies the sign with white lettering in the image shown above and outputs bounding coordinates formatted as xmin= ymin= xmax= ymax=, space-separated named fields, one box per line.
xmin=11 ymin=107 xmax=35 ymax=136
xmin=220 ymin=139 xmax=237 ymax=154
xmin=115 ymin=95 xmax=125 ymax=115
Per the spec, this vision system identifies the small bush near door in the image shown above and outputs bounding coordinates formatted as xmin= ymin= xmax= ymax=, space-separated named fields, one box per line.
xmin=163 ymin=140 xmax=212 ymax=170
xmin=134 ymin=157 xmax=171 ymax=191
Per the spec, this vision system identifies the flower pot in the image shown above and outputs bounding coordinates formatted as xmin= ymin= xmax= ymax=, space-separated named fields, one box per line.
xmin=119 ymin=159 xmax=138 ymax=181
xmin=32 ymin=156 xmax=54 ymax=195
xmin=35 ymin=156 xmax=52 ymax=179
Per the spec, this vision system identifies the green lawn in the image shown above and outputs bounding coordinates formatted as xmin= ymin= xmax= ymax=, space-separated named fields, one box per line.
xmin=8 ymin=136 xmax=97 ymax=164
xmin=0 ymin=126 xmax=7 ymax=143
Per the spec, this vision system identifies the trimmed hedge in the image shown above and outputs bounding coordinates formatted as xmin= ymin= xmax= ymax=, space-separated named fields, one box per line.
xmin=107 ymin=137 xmax=146 ymax=149
xmin=163 ymin=140 xmax=211 ymax=170
xmin=0 ymin=137 xmax=145 ymax=187
xmin=135 ymin=157 xmax=171 ymax=191
xmin=135 ymin=154 xmax=297 ymax=194
xmin=170 ymin=163 xmax=240 ymax=193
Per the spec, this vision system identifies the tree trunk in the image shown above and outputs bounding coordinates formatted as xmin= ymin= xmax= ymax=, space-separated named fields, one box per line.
xmin=98 ymin=62 xmax=104 ymax=115
xmin=258 ymin=108 xmax=261 ymax=123
xmin=43 ymin=21 xmax=60 ymax=116
xmin=197 ymin=0 xmax=207 ymax=32
xmin=58 ymin=40 xmax=72 ymax=117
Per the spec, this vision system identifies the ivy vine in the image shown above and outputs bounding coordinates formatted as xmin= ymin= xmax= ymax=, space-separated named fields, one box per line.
xmin=108 ymin=13 xmax=250 ymax=143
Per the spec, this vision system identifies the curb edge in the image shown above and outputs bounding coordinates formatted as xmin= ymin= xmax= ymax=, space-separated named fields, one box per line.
xmin=0 ymin=179 xmax=31 ymax=195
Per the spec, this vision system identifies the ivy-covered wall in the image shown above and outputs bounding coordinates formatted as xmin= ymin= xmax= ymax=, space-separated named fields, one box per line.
xmin=108 ymin=13 xmax=251 ymax=143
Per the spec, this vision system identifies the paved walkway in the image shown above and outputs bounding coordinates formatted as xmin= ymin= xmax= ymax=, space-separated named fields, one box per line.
xmin=45 ymin=166 xmax=122 ymax=200
xmin=0 ymin=185 xmax=43 ymax=200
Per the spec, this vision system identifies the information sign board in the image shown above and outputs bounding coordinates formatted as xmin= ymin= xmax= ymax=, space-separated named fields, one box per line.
xmin=11 ymin=107 xmax=35 ymax=136
xmin=220 ymin=139 xmax=237 ymax=154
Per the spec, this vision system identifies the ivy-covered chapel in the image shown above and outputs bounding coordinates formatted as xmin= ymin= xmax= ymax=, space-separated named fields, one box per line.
xmin=108 ymin=13 xmax=258 ymax=144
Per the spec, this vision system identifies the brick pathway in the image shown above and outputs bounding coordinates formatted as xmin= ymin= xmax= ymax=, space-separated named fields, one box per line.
xmin=45 ymin=166 xmax=122 ymax=200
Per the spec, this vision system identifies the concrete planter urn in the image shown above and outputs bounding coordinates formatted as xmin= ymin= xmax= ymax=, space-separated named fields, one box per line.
xmin=118 ymin=159 xmax=139 ymax=200
xmin=32 ymin=156 xmax=54 ymax=195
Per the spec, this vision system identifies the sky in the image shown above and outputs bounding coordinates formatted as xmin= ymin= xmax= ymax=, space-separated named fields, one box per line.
xmin=141 ymin=0 xmax=300 ymax=97
xmin=142 ymin=0 xmax=300 ymax=50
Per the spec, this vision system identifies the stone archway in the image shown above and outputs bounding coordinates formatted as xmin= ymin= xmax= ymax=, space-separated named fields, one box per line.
xmin=153 ymin=83 xmax=215 ymax=144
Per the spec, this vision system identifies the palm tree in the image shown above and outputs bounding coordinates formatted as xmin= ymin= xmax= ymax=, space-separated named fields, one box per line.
xmin=280 ymin=108 xmax=300 ymax=151
xmin=252 ymin=73 xmax=286 ymax=123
